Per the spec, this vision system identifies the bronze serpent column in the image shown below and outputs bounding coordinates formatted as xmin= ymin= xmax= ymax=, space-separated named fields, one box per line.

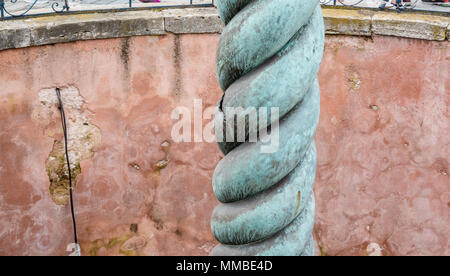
xmin=211 ymin=0 xmax=324 ymax=256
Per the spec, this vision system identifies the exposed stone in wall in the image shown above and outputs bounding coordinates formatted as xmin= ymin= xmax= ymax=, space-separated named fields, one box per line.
xmin=448 ymin=25 xmax=450 ymax=41
xmin=372 ymin=11 xmax=449 ymax=41
xmin=323 ymin=8 xmax=372 ymax=36
xmin=322 ymin=7 xmax=450 ymax=41
xmin=164 ymin=8 xmax=224 ymax=34
xmin=85 ymin=231 xmax=148 ymax=256
xmin=366 ymin=242 xmax=383 ymax=256
xmin=34 ymin=87 xmax=101 ymax=205
xmin=346 ymin=64 xmax=361 ymax=93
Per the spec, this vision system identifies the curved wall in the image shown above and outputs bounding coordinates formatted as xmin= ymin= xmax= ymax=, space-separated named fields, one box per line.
xmin=0 ymin=7 xmax=448 ymax=256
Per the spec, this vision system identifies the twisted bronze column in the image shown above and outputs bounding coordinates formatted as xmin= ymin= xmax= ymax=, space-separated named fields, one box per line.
xmin=211 ymin=0 xmax=324 ymax=256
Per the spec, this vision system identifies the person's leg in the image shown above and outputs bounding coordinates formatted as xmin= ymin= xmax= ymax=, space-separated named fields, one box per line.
xmin=379 ymin=0 xmax=393 ymax=9
xmin=395 ymin=0 xmax=406 ymax=10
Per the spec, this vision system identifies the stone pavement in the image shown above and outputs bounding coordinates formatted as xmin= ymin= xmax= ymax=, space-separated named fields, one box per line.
xmin=2 ymin=0 xmax=448 ymax=18
xmin=323 ymin=0 xmax=450 ymax=13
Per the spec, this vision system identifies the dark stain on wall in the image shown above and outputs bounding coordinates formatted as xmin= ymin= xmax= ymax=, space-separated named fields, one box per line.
xmin=120 ymin=37 xmax=131 ymax=72
xmin=173 ymin=35 xmax=183 ymax=97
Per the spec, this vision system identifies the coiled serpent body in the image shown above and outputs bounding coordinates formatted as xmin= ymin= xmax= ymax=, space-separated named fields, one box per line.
xmin=211 ymin=0 xmax=324 ymax=256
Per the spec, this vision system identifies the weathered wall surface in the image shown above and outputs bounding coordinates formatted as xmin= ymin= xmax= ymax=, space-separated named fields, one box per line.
xmin=316 ymin=35 xmax=448 ymax=256
xmin=0 ymin=34 xmax=223 ymax=256
xmin=0 ymin=8 xmax=448 ymax=256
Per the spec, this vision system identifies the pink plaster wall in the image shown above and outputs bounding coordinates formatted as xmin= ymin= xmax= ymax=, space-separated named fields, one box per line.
xmin=0 ymin=33 xmax=448 ymax=256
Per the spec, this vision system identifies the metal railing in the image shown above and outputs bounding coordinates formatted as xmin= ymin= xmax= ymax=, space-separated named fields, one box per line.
xmin=321 ymin=0 xmax=410 ymax=8
xmin=0 ymin=0 xmax=215 ymax=19
xmin=2 ymin=0 xmax=66 ymax=18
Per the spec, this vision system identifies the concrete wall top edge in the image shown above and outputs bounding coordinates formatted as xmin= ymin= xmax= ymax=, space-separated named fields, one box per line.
xmin=0 ymin=6 xmax=449 ymax=51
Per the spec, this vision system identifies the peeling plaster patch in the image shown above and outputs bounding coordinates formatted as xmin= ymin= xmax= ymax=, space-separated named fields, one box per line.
xmin=128 ymin=162 xmax=141 ymax=171
xmin=367 ymin=242 xmax=383 ymax=256
xmin=150 ymin=141 xmax=171 ymax=176
xmin=198 ymin=242 xmax=216 ymax=254
xmin=346 ymin=64 xmax=361 ymax=93
xmin=86 ymin=234 xmax=132 ymax=256
xmin=37 ymin=86 xmax=101 ymax=205
xmin=147 ymin=204 xmax=165 ymax=231
xmin=120 ymin=235 xmax=147 ymax=252
xmin=85 ymin=233 xmax=149 ymax=256
xmin=153 ymin=159 xmax=169 ymax=172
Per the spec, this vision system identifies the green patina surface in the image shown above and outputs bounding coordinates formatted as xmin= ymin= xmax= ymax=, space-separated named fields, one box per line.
xmin=211 ymin=0 xmax=325 ymax=256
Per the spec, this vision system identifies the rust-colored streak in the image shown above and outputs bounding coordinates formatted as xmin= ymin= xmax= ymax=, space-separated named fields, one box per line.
xmin=295 ymin=191 xmax=302 ymax=216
